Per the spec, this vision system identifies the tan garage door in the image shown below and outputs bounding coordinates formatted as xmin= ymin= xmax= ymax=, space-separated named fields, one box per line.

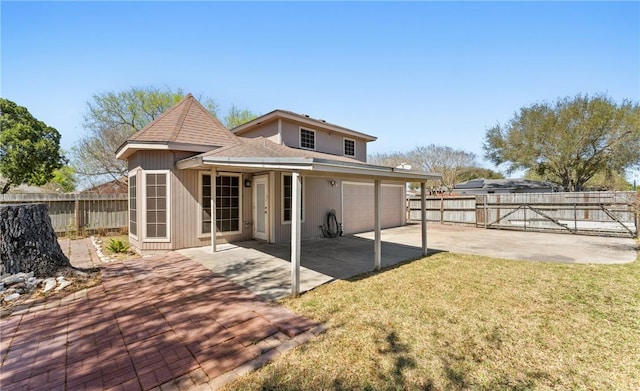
xmin=342 ymin=182 xmax=404 ymax=235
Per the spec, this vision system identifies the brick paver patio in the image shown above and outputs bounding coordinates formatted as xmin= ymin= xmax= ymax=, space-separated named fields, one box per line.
xmin=1 ymin=249 xmax=323 ymax=390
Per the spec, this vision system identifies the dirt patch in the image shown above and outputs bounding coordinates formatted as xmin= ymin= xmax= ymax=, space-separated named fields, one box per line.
xmin=1 ymin=267 xmax=102 ymax=318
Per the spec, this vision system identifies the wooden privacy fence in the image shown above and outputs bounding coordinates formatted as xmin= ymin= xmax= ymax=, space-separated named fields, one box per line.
xmin=0 ymin=193 xmax=128 ymax=235
xmin=408 ymin=191 xmax=638 ymax=238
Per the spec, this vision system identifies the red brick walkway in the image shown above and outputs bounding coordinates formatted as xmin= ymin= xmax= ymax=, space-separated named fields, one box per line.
xmin=0 ymin=253 xmax=323 ymax=390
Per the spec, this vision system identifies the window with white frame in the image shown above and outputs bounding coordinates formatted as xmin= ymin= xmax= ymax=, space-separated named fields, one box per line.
xmin=145 ymin=172 xmax=168 ymax=239
xmin=344 ymin=138 xmax=356 ymax=157
xmin=282 ymin=174 xmax=304 ymax=223
xmin=201 ymin=173 xmax=241 ymax=234
xmin=129 ymin=174 xmax=137 ymax=237
xmin=300 ymin=128 xmax=315 ymax=150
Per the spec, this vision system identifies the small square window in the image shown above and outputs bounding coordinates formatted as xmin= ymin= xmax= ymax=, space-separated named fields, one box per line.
xmin=300 ymin=128 xmax=315 ymax=150
xmin=344 ymin=138 xmax=355 ymax=157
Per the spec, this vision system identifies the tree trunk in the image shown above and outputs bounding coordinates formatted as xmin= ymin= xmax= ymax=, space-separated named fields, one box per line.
xmin=0 ymin=203 xmax=72 ymax=277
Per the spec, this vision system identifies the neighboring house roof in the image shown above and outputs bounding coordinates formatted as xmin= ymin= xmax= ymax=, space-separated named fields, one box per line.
xmin=116 ymin=94 xmax=241 ymax=159
xmin=81 ymin=177 xmax=128 ymax=194
xmin=230 ymin=109 xmax=377 ymax=142
xmin=455 ymin=178 xmax=559 ymax=191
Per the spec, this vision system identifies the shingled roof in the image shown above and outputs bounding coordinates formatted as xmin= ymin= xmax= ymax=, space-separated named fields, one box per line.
xmin=200 ymin=137 xmax=363 ymax=163
xmin=116 ymin=94 xmax=240 ymax=159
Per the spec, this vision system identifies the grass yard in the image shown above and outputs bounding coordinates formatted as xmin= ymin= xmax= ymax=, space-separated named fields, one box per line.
xmin=225 ymin=251 xmax=640 ymax=390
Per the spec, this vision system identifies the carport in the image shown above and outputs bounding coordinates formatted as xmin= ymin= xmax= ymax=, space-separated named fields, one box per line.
xmin=177 ymin=155 xmax=440 ymax=295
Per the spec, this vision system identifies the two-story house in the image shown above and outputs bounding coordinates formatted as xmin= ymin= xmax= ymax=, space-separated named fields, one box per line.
xmin=116 ymin=94 xmax=439 ymax=256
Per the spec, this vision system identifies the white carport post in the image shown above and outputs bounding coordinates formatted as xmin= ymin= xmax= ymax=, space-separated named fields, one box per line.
xmin=211 ymin=167 xmax=217 ymax=253
xmin=420 ymin=182 xmax=428 ymax=256
xmin=291 ymin=171 xmax=302 ymax=296
xmin=374 ymin=179 xmax=382 ymax=271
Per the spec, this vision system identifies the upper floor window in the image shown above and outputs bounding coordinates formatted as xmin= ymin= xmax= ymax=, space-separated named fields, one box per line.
xmin=344 ymin=138 xmax=356 ymax=157
xmin=300 ymin=128 xmax=315 ymax=150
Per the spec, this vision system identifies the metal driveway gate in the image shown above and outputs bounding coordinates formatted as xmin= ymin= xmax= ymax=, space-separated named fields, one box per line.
xmin=477 ymin=192 xmax=637 ymax=237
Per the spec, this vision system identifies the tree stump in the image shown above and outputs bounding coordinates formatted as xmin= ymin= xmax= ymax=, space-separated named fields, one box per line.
xmin=0 ymin=203 xmax=72 ymax=277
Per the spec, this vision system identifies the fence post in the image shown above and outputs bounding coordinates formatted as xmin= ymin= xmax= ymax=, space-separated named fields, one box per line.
xmin=440 ymin=197 xmax=444 ymax=224
xmin=74 ymin=194 xmax=81 ymax=233
xmin=483 ymin=195 xmax=488 ymax=229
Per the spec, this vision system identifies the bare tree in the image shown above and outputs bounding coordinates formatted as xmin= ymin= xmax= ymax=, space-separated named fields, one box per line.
xmin=369 ymin=145 xmax=478 ymax=193
xmin=410 ymin=144 xmax=477 ymax=192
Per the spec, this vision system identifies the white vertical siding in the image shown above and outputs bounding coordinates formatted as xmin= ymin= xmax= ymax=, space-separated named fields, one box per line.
xmin=342 ymin=181 xmax=405 ymax=235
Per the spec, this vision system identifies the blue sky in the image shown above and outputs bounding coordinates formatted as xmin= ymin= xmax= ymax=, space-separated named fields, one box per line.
xmin=2 ymin=1 xmax=639 ymax=181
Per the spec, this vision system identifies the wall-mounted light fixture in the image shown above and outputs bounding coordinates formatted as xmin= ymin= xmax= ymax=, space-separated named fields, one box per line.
xmin=244 ymin=179 xmax=251 ymax=188
xmin=329 ymin=180 xmax=337 ymax=187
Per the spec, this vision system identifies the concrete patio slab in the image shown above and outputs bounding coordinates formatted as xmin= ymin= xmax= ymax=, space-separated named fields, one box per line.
xmin=178 ymin=243 xmax=335 ymax=300
xmin=178 ymin=237 xmax=423 ymax=300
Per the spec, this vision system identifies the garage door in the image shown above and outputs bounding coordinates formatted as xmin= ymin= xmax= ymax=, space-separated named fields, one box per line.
xmin=342 ymin=182 xmax=405 ymax=235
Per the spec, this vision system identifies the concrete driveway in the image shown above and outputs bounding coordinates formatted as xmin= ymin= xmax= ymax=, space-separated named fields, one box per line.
xmin=358 ymin=223 xmax=638 ymax=265
xmin=179 ymin=223 xmax=637 ymax=300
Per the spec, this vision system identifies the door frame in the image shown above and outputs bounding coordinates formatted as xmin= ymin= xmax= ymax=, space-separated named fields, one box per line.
xmin=252 ymin=175 xmax=270 ymax=241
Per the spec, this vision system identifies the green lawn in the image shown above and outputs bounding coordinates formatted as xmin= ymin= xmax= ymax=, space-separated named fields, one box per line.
xmin=225 ymin=251 xmax=640 ymax=390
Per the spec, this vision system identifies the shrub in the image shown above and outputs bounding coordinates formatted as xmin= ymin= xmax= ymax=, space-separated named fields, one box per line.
xmin=106 ymin=239 xmax=130 ymax=253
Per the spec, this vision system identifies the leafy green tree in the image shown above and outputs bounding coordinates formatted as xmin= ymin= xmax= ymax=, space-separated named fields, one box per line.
xmin=525 ymin=169 xmax=630 ymax=191
xmin=45 ymin=166 xmax=77 ymax=193
xmin=0 ymin=98 xmax=66 ymax=194
xmin=484 ymin=94 xmax=640 ymax=191
xmin=224 ymin=105 xmax=258 ymax=129
xmin=456 ymin=167 xmax=504 ymax=182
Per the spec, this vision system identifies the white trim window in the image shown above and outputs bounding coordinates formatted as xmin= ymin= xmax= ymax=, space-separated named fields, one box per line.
xmin=344 ymin=138 xmax=356 ymax=157
xmin=144 ymin=171 xmax=170 ymax=241
xmin=299 ymin=128 xmax=316 ymax=150
xmin=200 ymin=173 xmax=242 ymax=235
xmin=128 ymin=172 xmax=138 ymax=238
xmin=282 ymin=173 xmax=304 ymax=223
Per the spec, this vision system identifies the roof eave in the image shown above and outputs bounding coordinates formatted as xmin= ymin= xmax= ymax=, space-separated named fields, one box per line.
xmin=231 ymin=110 xmax=377 ymax=142
xmin=178 ymin=155 xmax=440 ymax=181
xmin=116 ymin=141 xmax=219 ymax=160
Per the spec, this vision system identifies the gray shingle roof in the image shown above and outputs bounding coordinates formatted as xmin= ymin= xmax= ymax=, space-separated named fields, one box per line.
xmin=127 ymin=94 xmax=240 ymax=147
xmin=455 ymin=178 xmax=556 ymax=190
xmin=200 ymin=137 xmax=362 ymax=163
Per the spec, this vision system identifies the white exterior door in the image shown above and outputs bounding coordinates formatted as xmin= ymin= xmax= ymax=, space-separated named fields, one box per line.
xmin=253 ymin=176 xmax=269 ymax=240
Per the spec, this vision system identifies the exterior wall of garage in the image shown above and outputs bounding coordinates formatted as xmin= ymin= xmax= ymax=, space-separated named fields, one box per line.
xmin=341 ymin=181 xmax=406 ymax=235
xmin=272 ymin=175 xmax=407 ymax=243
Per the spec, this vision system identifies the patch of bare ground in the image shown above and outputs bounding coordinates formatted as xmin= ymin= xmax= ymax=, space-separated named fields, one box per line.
xmin=1 ymin=266 xmax=101 ymax=318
